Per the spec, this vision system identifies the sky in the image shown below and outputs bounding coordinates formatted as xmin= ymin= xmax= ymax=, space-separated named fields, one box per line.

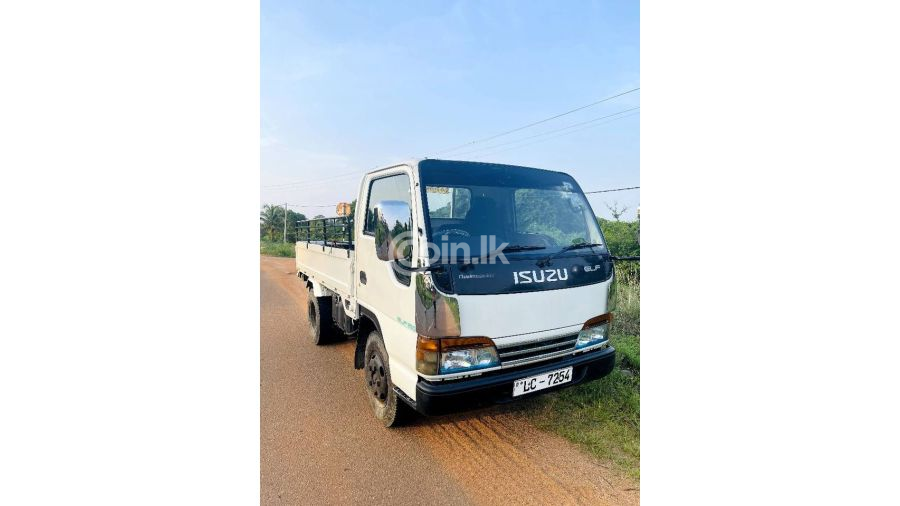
xmin=261 ymin=0 xmax=639 ymax=220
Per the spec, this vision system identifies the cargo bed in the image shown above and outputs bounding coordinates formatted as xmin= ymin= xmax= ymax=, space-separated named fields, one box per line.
xmin=295 ymin=216 xmax=355 ymax=300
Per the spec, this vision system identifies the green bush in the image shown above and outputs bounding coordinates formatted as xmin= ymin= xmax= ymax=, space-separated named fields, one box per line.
xmin=260 ymin=241 xmax=295 ymax=257
xmin=599 ymin=218 xmax=640 ymax=257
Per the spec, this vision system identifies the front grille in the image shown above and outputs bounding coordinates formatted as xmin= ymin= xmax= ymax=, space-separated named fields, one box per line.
xmin=496 ymin=333 xmax=578 ymax=368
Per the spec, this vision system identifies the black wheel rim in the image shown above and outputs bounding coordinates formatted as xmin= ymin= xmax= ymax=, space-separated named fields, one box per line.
xmin=365 ymin=351 xmax=388 ymax=403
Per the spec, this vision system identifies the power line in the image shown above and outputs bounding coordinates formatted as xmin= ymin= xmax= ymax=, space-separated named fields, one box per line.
xmin=446 ymin=107 xmax=640 ymax=158
xmin=261 ymin=89 xmax=639 ymax=191
xmin=471 ymin=110 xmax=640 ymax=160
xmin=430 ymin=87 xmax=639 ymax=156
xmin=263 ymin=175 xmax=365 ymax=193
xmin=262 ymin=169 xmax=365 ymax=189
xmin=262 ymin=87 xmax=639 ymax=191
xmin=264 ymin=115 xmax=639 ymax=199
xmin=262 ymin=111 xmax=637 ymax=193
xmin=262 ymin=97 xmax=639 ymax=190
xmin=585 ymin=186 xmax=640 ymax=194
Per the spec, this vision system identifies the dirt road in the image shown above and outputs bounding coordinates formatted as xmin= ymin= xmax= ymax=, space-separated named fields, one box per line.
xmin=260 ymin=256 xmax=639 ymax=505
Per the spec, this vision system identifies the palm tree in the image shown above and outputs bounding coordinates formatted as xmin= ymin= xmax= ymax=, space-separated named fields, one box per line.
xmin=260 ymin=204 xmax=282 ymax=241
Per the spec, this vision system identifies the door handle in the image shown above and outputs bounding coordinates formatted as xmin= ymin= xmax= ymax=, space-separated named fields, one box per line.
xmin=360 ymin=271 xmax=367 ymax=285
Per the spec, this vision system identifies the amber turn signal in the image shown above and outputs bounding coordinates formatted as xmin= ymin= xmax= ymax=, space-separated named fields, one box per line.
xmin=582 ymin=313 xmax=613 ymax=330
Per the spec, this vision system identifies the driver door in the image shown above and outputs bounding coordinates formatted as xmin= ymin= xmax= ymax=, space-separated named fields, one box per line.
xmin=355 ymin=168 xmax=420 ymax=398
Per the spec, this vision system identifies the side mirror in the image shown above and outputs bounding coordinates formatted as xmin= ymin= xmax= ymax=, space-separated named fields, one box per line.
xmin=373 ymin=200 xmax=412 ymax=262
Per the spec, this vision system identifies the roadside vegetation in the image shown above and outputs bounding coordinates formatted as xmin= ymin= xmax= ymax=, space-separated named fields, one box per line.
xmin=522 ymin=217 xmax=641 ymax=480
xmin=259 ymin=203 xmax=311 ymax=257
xmin=260 ymin=241 xmax=295 ymax=257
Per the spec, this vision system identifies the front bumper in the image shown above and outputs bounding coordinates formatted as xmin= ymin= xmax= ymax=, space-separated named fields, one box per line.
xmin=412 ymin=346 xmax=616 ymax=416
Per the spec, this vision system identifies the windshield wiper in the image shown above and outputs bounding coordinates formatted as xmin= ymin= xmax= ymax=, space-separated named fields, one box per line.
xmin=536 ymin=243 xmax=604 ymax=268
xmin=503 ymin=244 xmax=548 ymax=252
xmin=461 ymin=244 xmax=546 ymax=267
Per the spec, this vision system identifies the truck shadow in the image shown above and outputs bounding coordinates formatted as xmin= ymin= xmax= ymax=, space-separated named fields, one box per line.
xmin=400 ymin=397 xmax=540 ymax=429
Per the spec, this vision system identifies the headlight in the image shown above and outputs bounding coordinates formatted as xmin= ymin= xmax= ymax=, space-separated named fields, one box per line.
xmin=440 ymin=347 xmax=498 ymax=373
xmin=576 ymin=314 xmax=612 ymax=350
xmin=416 ymin=336 xmax=499 ymax=375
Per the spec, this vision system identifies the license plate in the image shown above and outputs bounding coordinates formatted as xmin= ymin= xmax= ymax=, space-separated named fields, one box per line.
xmin=512 ymin=366 xmax=573 ymax=397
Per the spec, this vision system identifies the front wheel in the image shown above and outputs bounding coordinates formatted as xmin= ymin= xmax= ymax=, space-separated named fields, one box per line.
xmin=363 ymin=331 xmax=411 ymax=427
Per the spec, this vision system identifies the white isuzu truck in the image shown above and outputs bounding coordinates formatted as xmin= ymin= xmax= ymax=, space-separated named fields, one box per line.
xmin=296 ymin=159 xmax=617 ymax=426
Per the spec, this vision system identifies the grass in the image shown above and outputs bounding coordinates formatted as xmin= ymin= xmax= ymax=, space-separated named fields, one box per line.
xmin=260 ymin=241 xmax=295 ymax=257
xmin=521 ymin=280 xmax=641 ymax=480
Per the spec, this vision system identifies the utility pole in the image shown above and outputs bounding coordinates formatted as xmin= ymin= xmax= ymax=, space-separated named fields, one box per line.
xmin=283 ymin=203 xmax=288 ymax=243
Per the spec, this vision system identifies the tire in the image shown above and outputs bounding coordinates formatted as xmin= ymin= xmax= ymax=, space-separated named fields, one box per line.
xmin=363 ymin=330 xmax=411 ymax=427
xmin=307 ymin=287 xmax=335 ymax=345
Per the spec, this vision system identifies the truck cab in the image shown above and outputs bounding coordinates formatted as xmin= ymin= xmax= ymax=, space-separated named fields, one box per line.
xmin=297 ymin=159 xmax=616 ymax=426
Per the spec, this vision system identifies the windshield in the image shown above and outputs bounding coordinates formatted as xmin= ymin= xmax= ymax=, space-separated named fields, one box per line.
xmin=418 ymin=160 xmax=606 ymax=263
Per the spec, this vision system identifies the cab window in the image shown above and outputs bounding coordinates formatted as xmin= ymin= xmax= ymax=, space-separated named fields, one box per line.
xmin=364 ymin=173 xmax=411 ymax=236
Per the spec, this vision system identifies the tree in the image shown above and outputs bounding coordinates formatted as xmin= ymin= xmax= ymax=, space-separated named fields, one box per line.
xmin=597 ymin=218 xmax=640 ymax=257
xmin=604 ymin=201 xmax=629 ymax=221
xmin=285 ymin=208 xmax=307 ymax=242
xmin=260 ymin=204 xmax=281 ymax=241
xmin=260 ymin=205 xmax=306 ymax=242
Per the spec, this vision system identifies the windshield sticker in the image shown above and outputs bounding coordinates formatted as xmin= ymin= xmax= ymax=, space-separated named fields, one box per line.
xmin=458 ymin=273 xmax=495 ymax=280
